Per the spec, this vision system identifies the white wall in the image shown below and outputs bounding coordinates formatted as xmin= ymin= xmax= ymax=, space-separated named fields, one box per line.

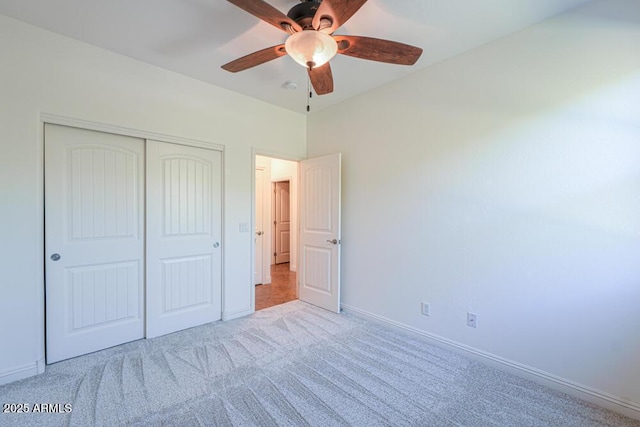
xmin=308 ymin=0 xmax=640 ymax=417
xmin=0 ymin=15 xmax=305 ymax=384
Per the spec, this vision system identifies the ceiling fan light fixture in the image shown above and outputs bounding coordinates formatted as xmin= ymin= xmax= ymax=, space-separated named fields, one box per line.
xmin=285 ymin=30 xmax=338 ymax=69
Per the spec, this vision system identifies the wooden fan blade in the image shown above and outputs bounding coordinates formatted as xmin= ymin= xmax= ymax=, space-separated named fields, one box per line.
xmin=334 ymin=35 xmax=423 ymax=65
xmin=227 ymin=0 xmax=302 ymax=33
xmin=312 ymin=0 xmax=368 ymax=34
xmin=221 ymin=44 xmax=287 ymax=72
xmin=308 ymin=63 xmax=334 ymax=95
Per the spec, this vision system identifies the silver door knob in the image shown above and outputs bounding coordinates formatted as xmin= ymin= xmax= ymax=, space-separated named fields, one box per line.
xmin=326 ymin=239 xmax=338 ymax=245
xmin=50 ymin=253 xmax=61 ymax=261
xmin=256 ymin=231 xmax=263 ymax=236
xmin=213 ymin=242 xmax=220 ymax=248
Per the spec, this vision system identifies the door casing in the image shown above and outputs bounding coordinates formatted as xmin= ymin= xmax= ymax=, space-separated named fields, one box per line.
xmin=254 ymin=165 xmax=269 ymax=284
xmin=251 ymin=151 xmax=340 ymax=313
xmin=255 ymin=156 xmax=272 ymax=285
xmin=251 ymin=151 xmax=302 ymax=311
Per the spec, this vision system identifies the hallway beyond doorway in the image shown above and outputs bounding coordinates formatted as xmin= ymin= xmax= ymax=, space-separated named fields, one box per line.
xmin=255 ymin=263 xmax=296 ymax=311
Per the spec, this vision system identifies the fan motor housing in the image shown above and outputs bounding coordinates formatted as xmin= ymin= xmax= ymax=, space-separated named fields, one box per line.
xmin=287 ymin=1 xmax=322 ymax=29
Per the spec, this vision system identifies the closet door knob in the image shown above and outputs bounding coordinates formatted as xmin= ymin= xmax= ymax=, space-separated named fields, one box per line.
xmin=213 ymin=242 xmax=220 ymax=248
xmin=50 ymin=253 xmax=61 ymax=261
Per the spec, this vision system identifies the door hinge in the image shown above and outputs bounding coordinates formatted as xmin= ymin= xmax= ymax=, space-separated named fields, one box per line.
xmin=274 ymin=220 xmax=277 ymax=225
xmin=273 ymin=252 xmax=277 ymax=257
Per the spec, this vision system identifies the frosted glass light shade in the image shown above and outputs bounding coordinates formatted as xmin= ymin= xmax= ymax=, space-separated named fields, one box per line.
xmin=285 ymin=31 xmax=338 ymax=69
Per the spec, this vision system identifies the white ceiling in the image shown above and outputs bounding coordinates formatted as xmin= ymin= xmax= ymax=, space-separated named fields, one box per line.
xmin=0 ymin=0 xmax=591 ymax=113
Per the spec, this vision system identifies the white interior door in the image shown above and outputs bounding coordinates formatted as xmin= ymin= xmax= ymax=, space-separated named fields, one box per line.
xmin=299 ymin=153 xmax=342 ymax=313
xmin=255 ymin=167 xmax=265 ymax=285
xmin=274 ymin=181 xmax=291 ymax=264
xmin=146 ymin=140 xmax=222 ymax=338
xmin=45 ymin=124 xmax=145 ymax=363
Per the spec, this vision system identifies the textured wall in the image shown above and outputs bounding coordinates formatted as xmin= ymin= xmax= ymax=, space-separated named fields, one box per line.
xmin=308 ymin=0 xmax=640 ymax=414
xmin=0 ymin=15 xmax=305 ymax=383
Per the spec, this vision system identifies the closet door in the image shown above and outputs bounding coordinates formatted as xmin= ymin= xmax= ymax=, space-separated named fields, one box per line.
xmin=45 ymin=124 xmax=145 ymax=363
xmin=146 ymin=140 xmax=222 ymax=338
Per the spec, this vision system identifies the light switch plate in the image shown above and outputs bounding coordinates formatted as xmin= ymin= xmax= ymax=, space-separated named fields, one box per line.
xmin=467 ymin=312 xmax=477 ymax=328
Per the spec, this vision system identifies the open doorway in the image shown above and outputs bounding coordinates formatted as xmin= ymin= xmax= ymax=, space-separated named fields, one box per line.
xmin=254 ymin=155 xmax=299 ymax=311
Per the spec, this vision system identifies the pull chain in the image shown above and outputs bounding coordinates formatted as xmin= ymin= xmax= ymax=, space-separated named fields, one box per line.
xmin=306 ymin=77 xmax=312 ymax=112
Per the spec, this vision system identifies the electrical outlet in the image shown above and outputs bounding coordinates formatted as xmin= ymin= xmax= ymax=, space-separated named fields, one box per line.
xmin=467 ymin=312 xmax=477 ymax=328
xmin=239 ymin=222 xmax=249 ymax=233
xmin=421 ymin=302 xmax=430 ymax=316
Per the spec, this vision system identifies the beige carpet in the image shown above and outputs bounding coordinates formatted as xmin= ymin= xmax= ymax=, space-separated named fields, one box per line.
xmin=0 ymin=301 xmax=638 ymax=426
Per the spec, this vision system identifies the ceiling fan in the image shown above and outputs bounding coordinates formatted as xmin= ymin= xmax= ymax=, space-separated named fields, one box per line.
xmin=222 ymin=0 xmax=423 ymax=95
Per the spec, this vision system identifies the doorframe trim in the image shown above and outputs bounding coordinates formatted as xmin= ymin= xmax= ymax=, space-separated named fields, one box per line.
xmin=40 ymin=113 xmax=227 ymax=366
xmin=255 ymin=163 xmax=272 ymax=286
xmin=40 ymin=113 xmax=226 ymax=152
xmin=250 ymin=149 xmax=302 ymax=314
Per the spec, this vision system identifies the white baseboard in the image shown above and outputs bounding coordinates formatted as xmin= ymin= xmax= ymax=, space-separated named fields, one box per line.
xmin=0 ymin=361 xmax=42 ymax=386
xmin=222 ymin=307 xmax=253 ymax=321
xmin=341 ymin=303 xmax=640 ymax=421
xmin=37 ymin=357 xmax=45 ymax=374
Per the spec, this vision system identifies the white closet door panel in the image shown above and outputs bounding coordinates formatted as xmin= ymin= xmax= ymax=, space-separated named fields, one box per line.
xmin=45 ymin=124 xmax=145 ymax=363
xmin=146 ymin=140 xmax=222 ymax=338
